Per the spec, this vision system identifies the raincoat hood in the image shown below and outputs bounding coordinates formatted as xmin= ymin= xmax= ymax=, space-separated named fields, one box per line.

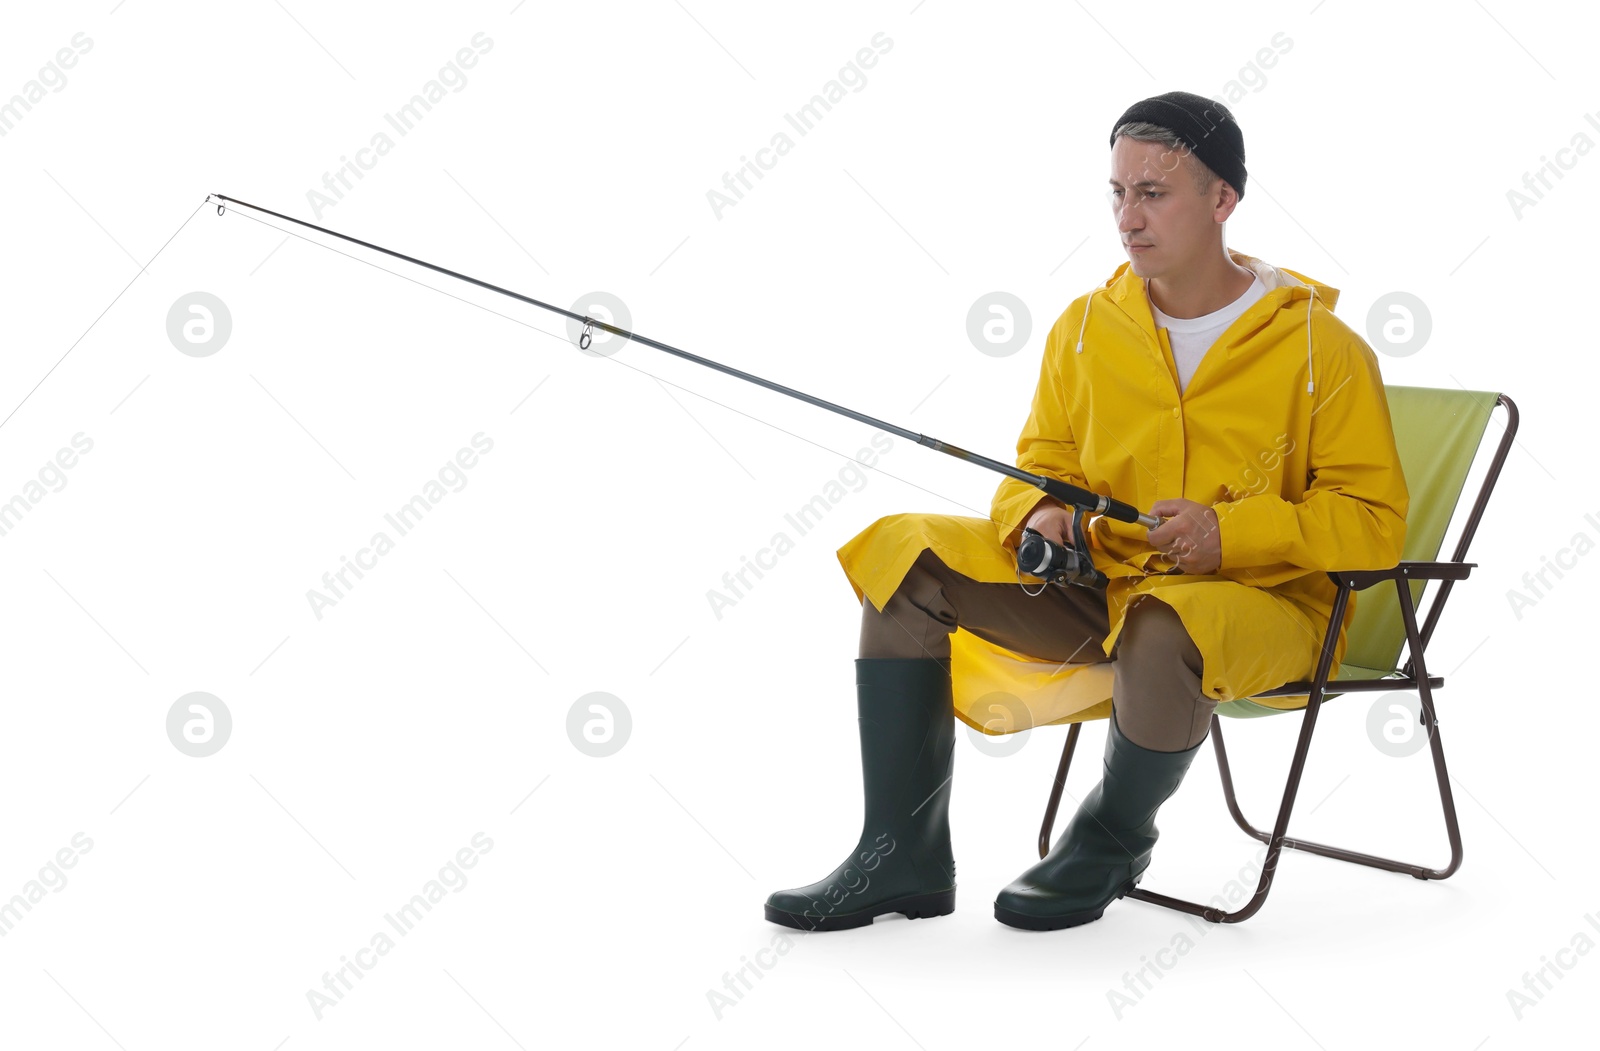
xmin=1074 ymin=249 xmax=1340 ymax=397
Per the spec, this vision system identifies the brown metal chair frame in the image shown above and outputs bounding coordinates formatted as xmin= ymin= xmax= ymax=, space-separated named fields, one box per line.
xmin=1036 ymin=393 xmax=1518 ymax=924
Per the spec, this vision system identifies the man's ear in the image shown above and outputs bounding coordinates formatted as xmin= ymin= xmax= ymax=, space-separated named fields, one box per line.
xmin=1213 ymin=180 xmax=1241 ymax=223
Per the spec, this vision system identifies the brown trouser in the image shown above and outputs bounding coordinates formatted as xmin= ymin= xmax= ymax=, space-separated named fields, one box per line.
xmin=859 ymin=549 xmax=1216 ymax=752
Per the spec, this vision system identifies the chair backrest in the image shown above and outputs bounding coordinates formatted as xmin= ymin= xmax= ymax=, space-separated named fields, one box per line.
xmin=1339 ymin=385 xmax=1508 ymax=675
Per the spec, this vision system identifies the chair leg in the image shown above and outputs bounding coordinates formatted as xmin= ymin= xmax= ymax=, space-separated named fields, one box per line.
xmin=1121 ymin=584 xmax=1353 ymax=924
xmin=1123 ymin=703 xmax=1321 ymax=924
xmin=1038 ymin=721 xmax=1082 ymax=859
xmin=1037 ymin=705 xmax=1323 ymax=923
xmin=1212 ymin=705 xmax=1465 ymax=881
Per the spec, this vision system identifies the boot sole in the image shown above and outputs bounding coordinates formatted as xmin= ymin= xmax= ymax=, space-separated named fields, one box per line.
xmin=765 ymin=888 xmax=955 ymax=931
xmin=992 ymin=876 xmax=1138 ymax=931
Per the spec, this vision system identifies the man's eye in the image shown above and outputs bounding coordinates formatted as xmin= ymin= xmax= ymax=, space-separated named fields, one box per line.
xmin=1145 ymin=191 xmax=1162 ymax=199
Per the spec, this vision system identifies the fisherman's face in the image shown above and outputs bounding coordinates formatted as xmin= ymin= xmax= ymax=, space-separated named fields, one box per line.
xmin=1108 ymin=136 xmax=1232 ymax=281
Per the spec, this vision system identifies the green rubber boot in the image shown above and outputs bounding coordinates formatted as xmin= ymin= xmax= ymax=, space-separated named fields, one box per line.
xmin=764 ymin=657 xmax=957 ymax=931
xmin=993 ymin=707 xmax=1203 ymax=931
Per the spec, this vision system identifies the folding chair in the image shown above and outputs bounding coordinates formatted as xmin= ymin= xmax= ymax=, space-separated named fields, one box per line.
xmin=1035 ymin=385 xmax=1517 ymax=923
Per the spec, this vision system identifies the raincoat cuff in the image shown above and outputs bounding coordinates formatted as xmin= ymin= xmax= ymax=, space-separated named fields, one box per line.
xmin=1213 ymin=494 xmax=1288 ymax=570
xmin=994 ymin=492 xmax=1049 ymax=550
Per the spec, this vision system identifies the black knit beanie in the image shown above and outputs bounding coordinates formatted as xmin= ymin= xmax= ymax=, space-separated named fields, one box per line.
xmin=1109 ymin=91 xmax=1247 ymax=200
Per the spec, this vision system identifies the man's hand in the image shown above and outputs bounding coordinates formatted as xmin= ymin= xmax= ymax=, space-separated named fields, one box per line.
xmin=1146 ymin=498 xmax=1221 ymax=574
xmin=1022 ymin=499 xmax=1076 ymax=547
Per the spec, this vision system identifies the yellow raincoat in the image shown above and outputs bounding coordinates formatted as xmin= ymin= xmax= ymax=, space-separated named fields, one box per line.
xmin=837 ymin=249 xmax=1409 ymax=733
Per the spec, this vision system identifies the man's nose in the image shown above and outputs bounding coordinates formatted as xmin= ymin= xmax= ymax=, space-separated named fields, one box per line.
xmin=1116 ymin=201 xmax=1141 ymax=233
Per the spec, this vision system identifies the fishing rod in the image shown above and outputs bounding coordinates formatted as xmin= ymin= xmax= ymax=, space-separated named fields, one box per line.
xmin=206 ymin=193 xmax=1162 ymax=588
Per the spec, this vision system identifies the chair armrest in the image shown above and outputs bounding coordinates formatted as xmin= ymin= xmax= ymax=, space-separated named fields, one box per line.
xmin=1325 ymin=561 xmax=1477 ymax=591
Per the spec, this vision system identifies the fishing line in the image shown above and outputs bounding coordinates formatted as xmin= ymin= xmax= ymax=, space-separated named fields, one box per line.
xmin=0 ymin=197 xmax=210 ymax=432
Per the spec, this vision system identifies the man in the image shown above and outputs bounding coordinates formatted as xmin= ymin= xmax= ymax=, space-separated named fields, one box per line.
xmin=764 ymin=91 xmax=1409 ymax=932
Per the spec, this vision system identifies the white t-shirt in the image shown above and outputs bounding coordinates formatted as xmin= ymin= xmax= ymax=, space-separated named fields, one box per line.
xmin=1148 ymin=274 xmax=1267 ymax=394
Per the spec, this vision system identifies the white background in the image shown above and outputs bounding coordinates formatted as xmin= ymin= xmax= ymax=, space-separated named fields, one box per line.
xmin=0 ymin=1 xmax=1594 ymax=1047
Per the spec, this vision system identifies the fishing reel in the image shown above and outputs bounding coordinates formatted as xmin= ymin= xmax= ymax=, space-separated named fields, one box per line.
xmin=1017 ymin=507 xmax=1107 ymax=590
